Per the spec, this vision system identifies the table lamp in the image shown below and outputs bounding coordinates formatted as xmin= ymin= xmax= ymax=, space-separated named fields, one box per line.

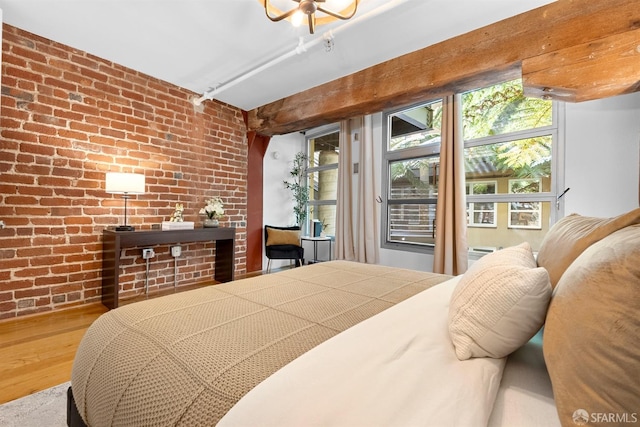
xmin=105 ymin=172 xmax=145 ymax=231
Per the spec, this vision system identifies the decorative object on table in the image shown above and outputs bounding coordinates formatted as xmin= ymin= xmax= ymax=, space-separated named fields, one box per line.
xmin=200 ymin=196 xmax=224 ymax=228
xmin=312 ymin=219 xmax=322 ymax=237
xmin=203 ymin=218 xmax=219 ymax=228
xmin=284 ymin=151 xmax=309 ymax=226
xmin=169 ymin=203 xmax=184 ymax=222
xmin=161 ymin=221 xmax=194 ymax=231
xmin=311 ymin=217 xmax=329 ymax=237
xmin=320 ymin=218 xmax=329 ymax=236
xmin=105 ymin=172 xmax=145 ymax=231
xmin=162 ymin=203 xmax=194 ymax=230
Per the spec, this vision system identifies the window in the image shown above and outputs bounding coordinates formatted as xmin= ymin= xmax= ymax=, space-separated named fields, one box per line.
xmin=463 ymin=80 xmax=558 ymax=253
xmin=508 ymin=179 xmax=542 ymax=229
xmin=305 ymin=125 xmax=339 ymax=237
xmin=383 ymin=100 xmax=443 ymax=249
xmin=382 ymin=79 xmax=561 ymax=254
xmin=467 ymin=181 xmax=497 ymax=227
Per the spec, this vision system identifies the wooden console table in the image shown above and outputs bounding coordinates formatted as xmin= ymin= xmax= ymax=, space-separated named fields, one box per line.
xmin=101 ymin=227 xmax=235 ymax=309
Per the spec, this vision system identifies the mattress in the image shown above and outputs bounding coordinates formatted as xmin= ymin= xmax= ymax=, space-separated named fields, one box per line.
xmin=219 ymin=276 xmax=507 ymax=427
xmin=71 ymin=260 xmax=451 ymax=426
xmin=220 ymin=276 xmax=560 ymax=427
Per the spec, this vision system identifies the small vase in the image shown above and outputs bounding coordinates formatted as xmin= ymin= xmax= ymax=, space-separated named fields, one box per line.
xmin=203 ymin=218 xmax=219 ymax=228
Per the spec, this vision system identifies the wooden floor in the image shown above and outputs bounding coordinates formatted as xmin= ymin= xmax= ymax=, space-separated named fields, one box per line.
xmin=0 ymin=302 xmax=107 ymax=404
xmin=0 ymin=272 xmax=266 ymax=405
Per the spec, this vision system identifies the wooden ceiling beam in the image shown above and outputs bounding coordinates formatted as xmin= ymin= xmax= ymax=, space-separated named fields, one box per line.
xmin=247 ymin=0 xmax=640 ymax=136
xmin=523 ymin=27 xmax=640 ymax=102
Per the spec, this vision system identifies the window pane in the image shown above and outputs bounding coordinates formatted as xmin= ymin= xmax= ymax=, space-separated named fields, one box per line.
xmin=467 ymin=201 xmax=552 ymax=252
xmin=389 ymin=157 xmax=439 ymax=199
xmin=306 ymin=127 xmax=339 ymax=238
xmin=310 ymin=204 xmax=336 ymax=237
xmin=466 ymin=181 xmax=497 ymax=195
xmin=467 ymin=202 xmax=497 ymax=227
xmin=464 ymin=136 xmax=552 ymax=193
xmin=388 ymin=203 xmax=436 ymax=245
xmin=389 ymin=100 xmax=442 ymax=151
xmin=509 ymin=178 xmax=541 ymax=194
xmin=462 ymin=79 xmax=552 ymax=140
xmin=509 ymin=201 xmax=542 ymax=229
xmin=309 ymin=132 xmax=339 ymax=168
xmin=308 ymin=169 xmax=338 ymax=201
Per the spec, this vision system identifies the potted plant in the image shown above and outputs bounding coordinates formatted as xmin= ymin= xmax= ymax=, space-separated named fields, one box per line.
xmin=199 ymin=196 xmax=224 ymax=227
xmin=284 ymin=152 xmax=309 ymax=226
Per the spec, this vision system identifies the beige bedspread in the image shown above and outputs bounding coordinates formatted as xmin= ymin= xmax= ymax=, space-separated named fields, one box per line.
xmin=71 ymin=260 xmax=450 ymax=426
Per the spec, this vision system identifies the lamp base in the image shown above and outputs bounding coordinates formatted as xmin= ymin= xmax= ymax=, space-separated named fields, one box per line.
xmin=115 ymin=225 xmax=135 ymax=232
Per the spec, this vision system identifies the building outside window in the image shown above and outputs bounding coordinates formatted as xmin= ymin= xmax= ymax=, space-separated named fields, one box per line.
xmin=383 ymin=100 xmax=442 ymax=249
xmin=382 ymin=79 xmax=561 ymax=254
xmin=508 ymin=178 xmax=542 ymax=229
xmin=467 ymin=181 xmax=497 ymax=227
xmin=305 ymin=125 xmax=339 ymax=237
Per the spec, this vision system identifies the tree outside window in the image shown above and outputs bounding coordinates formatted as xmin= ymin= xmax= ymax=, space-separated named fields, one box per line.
xmin=383 ymin=79 xmax=560 ymax=254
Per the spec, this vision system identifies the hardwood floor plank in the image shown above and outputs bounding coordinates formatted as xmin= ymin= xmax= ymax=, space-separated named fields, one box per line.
xmin=0 ymin=304 xmax=105 ymax=404
xmin=0 ymin=303 xmax=107 ymax=346
xmin=0 ymin=360 xmax=74 ymax=404
xmin=0 ymin=272 xmax=262 ymax=405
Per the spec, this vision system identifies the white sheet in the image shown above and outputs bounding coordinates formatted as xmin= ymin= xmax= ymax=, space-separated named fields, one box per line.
xmin=219 ymin=276 xmax=506 ymax=427
xmin=487 ymin=331 xmax=560 ymax=427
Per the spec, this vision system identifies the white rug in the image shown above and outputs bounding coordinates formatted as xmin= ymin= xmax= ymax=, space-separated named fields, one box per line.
xmin=0 ymin=382 xmax=69 ymax=427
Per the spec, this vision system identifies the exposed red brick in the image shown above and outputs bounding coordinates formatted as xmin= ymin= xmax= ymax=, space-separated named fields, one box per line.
xmin=1 ymin=24 xmax=248 ymax=318
xmin=15 ymin=287 xmax=50 ymax=299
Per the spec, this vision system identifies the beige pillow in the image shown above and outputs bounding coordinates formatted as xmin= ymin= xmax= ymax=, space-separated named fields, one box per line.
xmin=536 ymin=208 xmax=640 ymax=288
xmin=266 ymin=228 xmax=300 ymax=246
xmin=448 ymin=242 xmax=551 ymax=360
xmin=543 ymin=224 xmax=640 ymax=426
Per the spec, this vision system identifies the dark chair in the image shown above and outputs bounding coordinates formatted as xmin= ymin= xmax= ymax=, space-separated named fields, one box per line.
xmin=264 ymin=225 xmax=304 ymax=273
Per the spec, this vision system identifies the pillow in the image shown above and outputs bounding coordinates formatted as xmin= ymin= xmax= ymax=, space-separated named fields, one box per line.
xmin=266 ymin=228 xmax=300 ymax=246
xmin=543 ymin=224 xmax=640 ymax=426
xmin=536 ymin=208 xmax=640 ymax=288
xmin=448 ymin=242 xmax=551 ymax=360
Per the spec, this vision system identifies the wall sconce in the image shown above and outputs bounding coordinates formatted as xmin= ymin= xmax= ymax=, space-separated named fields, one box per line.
xmin=105 ymin=172 xmax=146 ymax=231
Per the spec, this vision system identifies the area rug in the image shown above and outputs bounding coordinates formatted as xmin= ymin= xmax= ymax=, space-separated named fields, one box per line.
xmin=0 ymin=381 xmax=69 ymax=427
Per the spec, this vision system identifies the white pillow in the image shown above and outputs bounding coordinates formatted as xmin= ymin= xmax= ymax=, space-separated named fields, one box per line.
xmin=448 ymin=242 xmax=551 ymax=360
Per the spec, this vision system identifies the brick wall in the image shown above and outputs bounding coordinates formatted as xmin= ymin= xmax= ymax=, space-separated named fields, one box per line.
xmin=0 ymin=25 xmax=248 ymax=320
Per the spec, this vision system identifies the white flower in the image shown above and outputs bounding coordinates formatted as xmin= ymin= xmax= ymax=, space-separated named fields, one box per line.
xmin=199 ymin=197 xmax=224 ymax=219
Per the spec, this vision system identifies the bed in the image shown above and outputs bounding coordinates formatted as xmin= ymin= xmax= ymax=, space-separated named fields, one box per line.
xmin=68 ymin=209 xmax=640 ymax=427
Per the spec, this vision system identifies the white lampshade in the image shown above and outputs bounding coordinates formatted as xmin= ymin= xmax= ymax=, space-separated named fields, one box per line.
xmin=105 ymin=172 xmax=145 ymax=194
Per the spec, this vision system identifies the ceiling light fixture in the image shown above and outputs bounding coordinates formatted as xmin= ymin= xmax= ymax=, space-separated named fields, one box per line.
xmin=263 ymin=0 xmax=359 ymax=34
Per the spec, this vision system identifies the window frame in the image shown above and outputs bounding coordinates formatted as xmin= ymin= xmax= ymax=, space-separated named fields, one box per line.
xmin=304 ymin=123 xmax=340 ymax=237
xmin=507 ymin=178 xmax=543 ymax=229
xmin=381 ymin=84 xmax=565 ymax=255
xmin=466 ymin=180 xmax=498 ymax=228
xmin=381 ymin=98 xmax=443 ymax=254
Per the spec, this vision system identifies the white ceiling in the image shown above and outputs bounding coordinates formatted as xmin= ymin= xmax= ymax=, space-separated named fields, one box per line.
xmin=0 ymin=0 xmax=554 ymax=111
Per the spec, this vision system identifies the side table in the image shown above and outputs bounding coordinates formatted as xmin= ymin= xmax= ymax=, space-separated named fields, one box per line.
xmin=102 ymin=227 xmax=235 ymax=309
xmin=300 ymin=236 xmax=333 ymax=264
